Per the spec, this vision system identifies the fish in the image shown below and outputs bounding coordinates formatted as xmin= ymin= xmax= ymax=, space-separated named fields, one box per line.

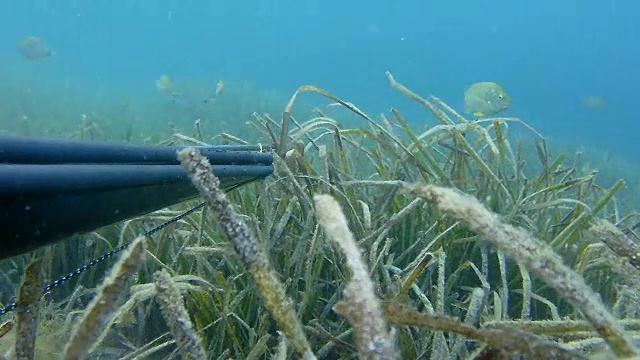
xmin=581 ymin=95 xmax=607 ymax=108
xmin=215 ymin=80 xmax=224 ymax=96
xmin=156 ymin=74 xmax=199 ymax=106
xmin=203 ymin=80 xmax=225 ymax=103
xmin=18 ymin=36 xmax=54 ymax=61
xmin=170 ymin=93 xmax=205 ymax=106
xmin=157 ymin=75 xmax=224 ymax=105
xmin=155 ymin=75 xmax=175 ymax=93
xmin=464 ymin=81 xmax=511 ymax=117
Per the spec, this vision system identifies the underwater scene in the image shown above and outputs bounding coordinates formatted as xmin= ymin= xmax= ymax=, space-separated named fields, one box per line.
xmin=1 ymin=0 xmax=640 ymax=359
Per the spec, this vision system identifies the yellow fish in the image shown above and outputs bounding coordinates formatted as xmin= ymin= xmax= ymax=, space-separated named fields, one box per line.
xmin=155 ymin=75 xmax=174 ymax=93
xmin=18 ymin=36 xmax=54 ymax=61
xmin=203 ymin=80 xmax=225 ymax=104
xmin=464 ymin=82 xmax=511 ymax=117
xmin=215 ymin=80 xmax=225 ymax=96
xmin=581 ymin=95 xmax=606 ymax=108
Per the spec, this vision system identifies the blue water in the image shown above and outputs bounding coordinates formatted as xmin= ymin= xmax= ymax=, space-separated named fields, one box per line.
xmin=2 ymin=0 xmax=638 ymax=157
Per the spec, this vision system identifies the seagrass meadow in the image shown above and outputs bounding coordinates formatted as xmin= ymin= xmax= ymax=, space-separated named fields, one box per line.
xmin=1 ymin=71 xmax=640 ymax=360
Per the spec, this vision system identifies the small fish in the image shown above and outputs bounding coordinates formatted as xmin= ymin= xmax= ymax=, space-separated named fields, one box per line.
xmin=464 ymin=81 xmax=511 ymax=117
xmin=173 ymin=93 xmax=210 ymax=107
xmin=155 ymin=75 xmax=174 ymax=93
xmin=581 ymin=95 xmax=606 ymax=109
xmin=158 ymin=76 xmax=224 ymax=105
xmin=215 ymin=80 xmax=225 ymax=96
xmin=18 ymin=36 xmax=54 ymax=61
xmin=203 ymin=80 xmax=225 ymax=103
xmin=156 ymin=75 xmax=199 ymax=105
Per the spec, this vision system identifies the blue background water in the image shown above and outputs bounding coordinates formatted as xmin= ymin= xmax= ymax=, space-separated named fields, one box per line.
xmin=1 ymin=0 xmax=638 ymax=159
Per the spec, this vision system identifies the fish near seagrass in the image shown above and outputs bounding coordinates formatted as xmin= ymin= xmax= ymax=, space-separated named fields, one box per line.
xmin=464 ymin=81 xmax=511 ymax=117
xmin=203 ymin=80 xmax=225 ymax=103
xmin=156 ymin=74 xmax=179 ymax=95
xmin=215 ymin=79 xmax=224 ymax=96
xmin=18 ymin=36 xmax=54 ymax=61
xmin=156 ymin=75 xmax=225 ymax=105
xmin=155 ymin=74 xmax=195 ymax=104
